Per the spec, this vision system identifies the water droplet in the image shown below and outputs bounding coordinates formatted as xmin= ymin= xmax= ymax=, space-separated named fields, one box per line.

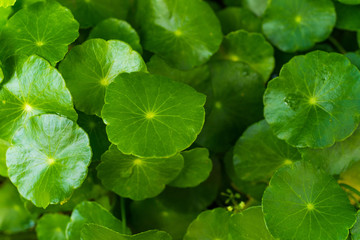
xmin=284 ymin=93 xmax=302 ymax=111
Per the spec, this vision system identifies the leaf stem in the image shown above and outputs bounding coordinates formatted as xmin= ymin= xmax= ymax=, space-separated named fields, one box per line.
xmin=120 ymin=197 xmax=127 ymax=232
xmin=329 ymin=36 xmax=347 ymax=54
xmin=340 ymin=183 xmax=360 ymax=197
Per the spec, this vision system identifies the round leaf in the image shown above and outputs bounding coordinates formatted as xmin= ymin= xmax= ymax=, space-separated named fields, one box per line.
xmin=197 ymin=61 xmax=264 ymax=152
xmin=66 ymin=201 xmax=130 ymax=240
xmin=97 ymin=145 xmax=184 ymax=201
xmin=59 ymin=39 xmax=146 ymax=116
xmin=262 ymin=0 xmax=336 ymax=52
xmin=301 ymin=126 xmax=360 ymax=175
xmin=262 ymin=161 xmax=356 ymax=240
xmin=335 ymin=2 xmax=360 ymax=31
xmin=184 ymin=208 xmax=231 ymax=240
xmin=217 ymin=7 xmax=261 ymax=35
xmin=0 ymin=55 xmax=77 ymax=141
xmin=215 ymin=30 xmax=274 ymax=81
xmin=0 ymin=1 xmax=79 ymax=65
xmin=0 ymin=0 xmax=16 ymax=7
xmin=6 ymin=114 xmax=91 ymax=208
xmin=36 ymin=213 xmax=70 ymax=240
xmin=264 ymin=51 xmax=360 ymax=148
xmin=233 ymin=120 xmax=301 ymax=182
xmin=81 ymin=225 xmax=172 ymax=240
xmin=0 ymin=181 xmax=36 ymax=233
xmin=0 ymin=139 xmax=9 ymax=176
xmin=169 ymin=148 xmax=212 ymax=188
xmin=136 ymin=0 xmax=222 ymax=70
xmin=102 ymin=72 xmax=206 ymax=158
xmin=57 ymin=0 xmax=130 ymax=28
xmin=229 ymin=206 xmax=274 ymax=240
xmin=88 ymin=18 xmax=142 ymax=54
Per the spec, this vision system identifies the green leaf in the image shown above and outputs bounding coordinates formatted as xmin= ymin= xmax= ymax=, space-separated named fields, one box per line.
xmin=229 ymin=206 xmax=274 ymax=240
xmin=59 ymin=39 xmax=146 ymax=116
xmin=241 ymin=0 xmax=269 ymax=17
xmin=97 ymin=145 xmax=184 ymax=201
xmin=197 ymin=61 xmax=264 ymax=152
xmin=301 ymin=126 xmax=360 ymax=175
xmin=56 ymin=0 xmax=130 ymax=28
xmin=169 ymin=148 xmax=212 ymax=188
xmin=0 ymin=181 xmax=36 ymax=233
xmin=0 ymin=0 xmax=79 ymax=65
xmin=0 ymin=0 xmax=16 ymax=7
xmin=335 ymin=2 xmax=360 ymax=31
xmin=351 ymin=211 xmax=360 ymax=240
xmin=0 ymin=139 xmax=9 ymax=176
xmin=0 ymin=7 xmax=12 ymax=32
xmin=36 ymin=213 xmax=70 ymax=240
xmin=214 ymin=30 xmax=274 ymax=82
xmin=88 ymin=18 xmax=142 ymax=54
xmin=6 ymin=114 xmax=91 ymax=208
xmin=233 ymin=120 xmax=301 ymax=182
xmin=346 ymin=51 xmax=360 ymax=70
xmin=66 ymin=201 xmax=130 ymax=240
xmin=0 ymin=55 xmax=77 ymax=141
xmin=262 ymin=161 xmax=356 ymax=240
xmin=262 ymin=0 xmax=336 ymax=52
xmin=338 ymin=0 xmax=360 ymax=4
xmin=136 ymin=0 xmax=222 ymax=70
xmin=264 ymin=51 xmax=360 ymax=148
xmin=183 ymin=208 xmax=231 ymax=240
xmin=102 ymin=72 xmax=206 ymax=158
xmin=147 ymin=55 xmax=210 ymax=91
xmin=217 ymin=7 xmax=261 ymax=35
xmin=77 ymin=112 xmax=110 ymax=161
xmin=81 ymin=224 xmax=172 ymax=240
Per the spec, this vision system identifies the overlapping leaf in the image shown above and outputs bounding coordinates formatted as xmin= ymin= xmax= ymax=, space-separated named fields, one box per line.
xmin=36 ymin=214 xmax=70 ymax=240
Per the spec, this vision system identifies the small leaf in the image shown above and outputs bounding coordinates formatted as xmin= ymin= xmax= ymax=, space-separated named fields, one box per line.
xmin=66 ymin=201 xmax=130 ymax=240
xmin=262 ymin=0 xmax=336 ymax=52
xmin=169 ymin=148 xmax=212 ymax=188
xmin=88 ymin=18 xmax=142 ymax=54
xmin=183 ymin=208 xmax=231 ymax=240
xmin=97 ymin=145 xmax=184 ymax=201
xmin=135 ymin=0 xmax=222 ymax=70
xmin=59 ymin=39 xmax=146 ymax=116
xmin=264 ymin=51 xmax=360 ymax=148
xmin=102 ymin=72 xmax=206 ymax=158
xmin=229 ymin=206 xmax=274 ymax=240
xmin=233 ymin=120 xmax=301 ymax=182
xmin=335 ymin=2 xmax=360 ymax=31
xmin=263 ymin=161 xmax=356 ymax=240
xmin=0 ymin=0 xmax=16 ymax=8
xmin=81 ymin=224 xmax=172 ymax=240
xmin=36 ymin=213 xmax=70 ymax=240
xmin=0 ymin=1 xmax=79 ymax=65
xmin=0 ymin=55 xmax=77 ymax=141
xmin=6 ymin=114 xmax=91 ymax=208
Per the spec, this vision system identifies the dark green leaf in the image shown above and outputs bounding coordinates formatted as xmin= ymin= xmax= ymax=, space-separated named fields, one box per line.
xmin=335 ymin=2 xmax=360 ymax=31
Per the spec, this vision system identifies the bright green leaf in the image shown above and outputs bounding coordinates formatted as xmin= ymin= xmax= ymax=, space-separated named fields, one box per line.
xmin=217 ymin=7 xmax=261 ymax=35
xmin=183 ymin=208 xmax=231 ymax=240
xmin=0 ymin=139 xmax=9 ymax=176
xmin=102 ymin=72 xmax=206 ymax=158
xmin=66 ymin=201 xmax=130 ymax=240
xmin=241 ymin=0 xmax=269 ymax=17
xmin=215 ymin=30 xmax=274 ymax=81
xmin=59 ymin=39 xmax=146 ymax=116
xmin=0 ymin=181 xmax=36 ymax=233
xmin=229 ymin=206 xmax=274 ymax=240
xmin=57 ymin=0 xmax=130 ymax=28
xmin=0 ymin=7 xmax=11 ymax=32
xmin=301 ymin=126 xmax=360 ymax=175
xmin=335 ymin=2 xmax=360 ymax=31
xmin=0 ymin=55 xmax=77 ymax=141
xmin=169 ymin=148 xmax=212 ymax=188
xmin=263 ymin=161 xmax=356 ymax=240
xmin=88 ymin=18 xmax=142 ymax=54
xmin=262 ymin=0 xmax=336 ymax=52
xmin=0 ymin=0 xmax=79 ymax=65
xmin=81 ymin=224 xmax=172 ymax=240
xmin=97 ymin=145 xmax=184 ymax=201
xmin=197 ymin=61 xmax=264 ymax=152
xmin=136 ymin=0 xmax=222 ymax=70
xmin=233 ymin=120 xmax=301 ymax=182
xmin=6 ymin=114 xmax=91 ymax=208
xmin=0 ymin=0 xmax=16 ymax=7
xmin=36 ymin=213 xmax=70 ymax=240
xmin=264 ymin=51 xmax=360 ymax=148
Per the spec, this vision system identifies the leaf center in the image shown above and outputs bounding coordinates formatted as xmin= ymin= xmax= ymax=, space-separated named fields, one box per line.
xmin=306 ymin=203 xmax=315 ymax=211
xmin=145 ymin=112 xmax=156 ymax=119
xmin=24 ymin=103 xmax=33 ymax=112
